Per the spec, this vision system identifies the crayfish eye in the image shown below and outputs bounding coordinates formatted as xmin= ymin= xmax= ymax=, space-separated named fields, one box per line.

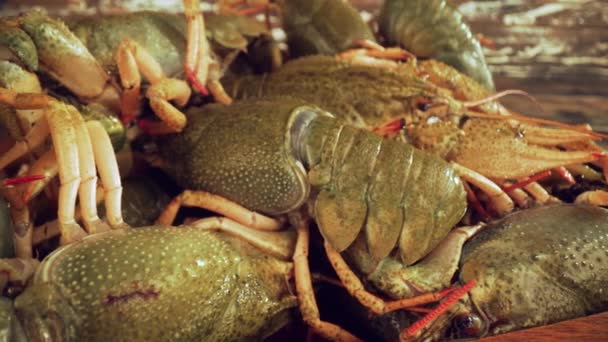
xmin=451 ymin=313 xmax=483 ymax=338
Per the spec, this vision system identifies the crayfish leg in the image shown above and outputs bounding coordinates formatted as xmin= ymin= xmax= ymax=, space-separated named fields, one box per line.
xmin=70 ymin=109 xmax=112 ymax=235
xmin=21 ymin=149 xmax=57 ymax=204
xmin=87 ymin=121 xmax=127 ymax=230
xmin=44 ymin=102 xmax=87 ymax=244
xmin=115 ymin=38 xmax=165 ymax=124
xmin=190 ymin=216 xmax=294 ymax=260
xmin=325 ymin=240 xmax=453 ymax=315
xmin=575 ymin=190 xmax=608 ymax=206
xmin=0 ymin=113 xmax=49 ymax=171
xmin=0 ymin=89 xmax=126 ymax=243
xmin=184 ymin=0 xmax=233 ymax=104
xmin=146 ymin=79 xmax=191 ymax=133
xmin=0 ymin=90 xmax=85 ymax=243
xmin=183 ymin=0 xmax=210 ymax=95
xmin=0 ymin=88 xmax=51 ymax=178
xmin=2 ymin=185 xmax=33 ymax=258
xmin=452 ymin=163 xmax=513 ymax=217
xmin=336 ymin=41 xmax=413 ymax=69
xmin=292 ymin=219 xmax=361 ymax=342
xmin=363 ymin=224 xmax=483 ymax=304
xmin=156 ymin=189 xmax=282 ymax=231
xmin=116 ymin=39 xmax=192 ymax=132
xmin=0 ymin=258 xmax=39 ymax=291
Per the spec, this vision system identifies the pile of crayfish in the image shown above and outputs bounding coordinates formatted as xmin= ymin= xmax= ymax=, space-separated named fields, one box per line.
xmin=0 ymin=0 xmax=606 ymax=341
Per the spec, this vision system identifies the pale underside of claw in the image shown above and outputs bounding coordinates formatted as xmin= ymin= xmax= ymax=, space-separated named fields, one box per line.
xmin=452 ymin=163 xmax=514 ymax=217
xmin=518 ymin=123 xmax=600 ymax=146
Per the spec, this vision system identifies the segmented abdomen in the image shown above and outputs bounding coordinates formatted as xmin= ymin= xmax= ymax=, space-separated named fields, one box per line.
xmin=302 ymin=114 xmax=466 ymax=269
xmin=379 ymin=0 xmax=494 ymax=90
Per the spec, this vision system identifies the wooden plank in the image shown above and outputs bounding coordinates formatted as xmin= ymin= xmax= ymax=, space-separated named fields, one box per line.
xmin=456 ymin=0 xmax=608 ymax=96
xmin=498 ymin=94 xmax=608 ymax=134
xmin=480 ymin=311 xmax=608 ymax=342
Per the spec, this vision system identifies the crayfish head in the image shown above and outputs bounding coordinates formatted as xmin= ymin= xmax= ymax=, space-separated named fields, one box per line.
xmin=406 ymin=120 xmax=463 ymax=159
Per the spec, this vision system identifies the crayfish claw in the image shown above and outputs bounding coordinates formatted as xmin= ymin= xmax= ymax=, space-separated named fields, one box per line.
xmin=520 ymin=123 xmax=601 ymax=146
xmin=452 ymin=119 xmax=604 ymax=180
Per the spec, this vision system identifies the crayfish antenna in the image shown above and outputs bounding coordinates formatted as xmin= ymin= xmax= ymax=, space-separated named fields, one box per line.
xmin=2 ymin=174 xmax=45 ymax=188
xmin=462 ymin=89 xmax=544 ymax=115
xmin=501 ymin=170 xmax=552 ymax=193
xmin=401 ymin=280 xmax=477 ymax=340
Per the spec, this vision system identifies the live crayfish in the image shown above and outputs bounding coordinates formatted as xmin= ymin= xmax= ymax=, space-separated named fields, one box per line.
xmin=0 ymin=88 xmax=300 ymax=341
xmin=225 ymin=55 xmax=606 ymax=215
xmin=378 ymin=0 xmax=495 ymax=90
xmin=411 ymin=204 xmax=608 ymax=341
xmin=149 ymin=96 xmax=468 ymax=340
xmin=242 ymin=0 xmax=494 ymax=90
xmin=224 ymin=0 xmax=607 ymax=214
xmin=0 ymin=1 xmax=270 ymax=137
xmin=331 ymin=204 xmax=608 ymax=341
xmin=0 ymin=4 xmax=272 ymax=250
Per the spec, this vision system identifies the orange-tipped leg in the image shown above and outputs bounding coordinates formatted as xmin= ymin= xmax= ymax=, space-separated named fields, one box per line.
xmin=337 ymin=39 xmax=414 ymax=68
xmin=156 ymin=189 xmax=282 ymax=231
xmin=184 ymin=0 xmax=210 ymax=96
xmin=292 ymin=218 xmax=362 ymax=342
xmin=183 ymin=0 xmax=233 ymax=103
xmin=116 ymin=38 xmax=192 ymax=131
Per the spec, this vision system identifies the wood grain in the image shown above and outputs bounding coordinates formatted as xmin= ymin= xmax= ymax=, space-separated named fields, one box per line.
xmin=456 ymin=0 xmax=608 ymax=96
xmin=480 ymin=311 xmax=608 ymax=342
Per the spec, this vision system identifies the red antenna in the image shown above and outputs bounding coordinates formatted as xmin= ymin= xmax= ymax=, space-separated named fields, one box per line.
xmin=403 ymin=280 xmax=477 ymax=338
xmin=2 ymin=174 xmax=45 ymax=188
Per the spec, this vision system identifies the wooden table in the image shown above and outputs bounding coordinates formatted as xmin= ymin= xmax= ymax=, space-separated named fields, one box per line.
xmin=481 ymin=311 xmax=608 ymax=341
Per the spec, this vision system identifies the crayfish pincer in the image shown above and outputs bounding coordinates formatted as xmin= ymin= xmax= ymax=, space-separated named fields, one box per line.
xmin=11 ymin=225 xmax=296 ymax=341
xmin=411 ymin=204 xmax=608 ymax=341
